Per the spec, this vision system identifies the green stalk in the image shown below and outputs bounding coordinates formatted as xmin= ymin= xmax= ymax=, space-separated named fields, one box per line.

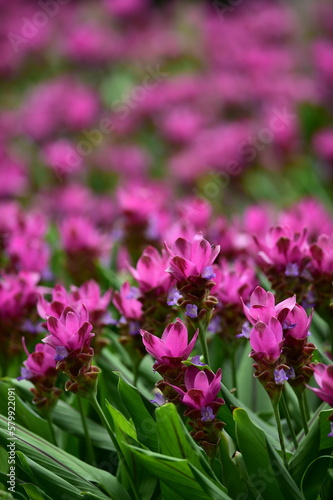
xmin=198 ymin=320 xmax=210 ymax=366
xmin=89 ymin=394 xmax=140 ymax=500
xmin=272 ymin=400 xmax=289 ymax=470
xmin=280 ymin=391 xmax=298 ymax=449
xmin=77 ymin=397 xmax=95 ymax=465
xmin=297 ymin=392 xmax=309 ymax=435
xmin=230 ymin=348 xmax=237 ymax=392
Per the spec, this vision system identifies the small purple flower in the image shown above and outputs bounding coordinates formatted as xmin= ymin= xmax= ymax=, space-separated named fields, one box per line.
xmin=167 ymin=288 xmax=183 ymax=306
xmin=126 ymin=286 xmax=141 ymax=300
xmin=274 ymin=368 xmax=289 ymax=385
xmin=191 ymin=355 xmax=207 ymax=366
xmin=236 ymin=321 xmax=251 ymax=339
xmin=129 ymin=321 xmax=141 ymax=335
xmin=301 ymin=291 xmax=316 ymax=309
xmin=285 ymin=263 xmax=299 ymax=277
xmin=207 ymin=315 xmax=222 ymax=335
xmin=274 ymin=367 xmax=295 ymax=385
xmin=286 ymin=367 xmax=295 ymax=379
xmin=328 ymin=422 xmax=333 ymax=438
xmin=18 ymin=367 xmax=33 ymax=381
xmin=201 ymin=406 xmax=215 ymax=422
xmin=150 ymin=392 xmax=166 ymax=406
xmin=55 ymin=346 xmax=69 ymax=361
xmin=185 ymin=304 xmax=198 ymax=318
xmin=22 ymin=320 xmax=46 ymax=335
xmin=282 ymin=321 xmax=297 ymax=331
xmin=201 ymin=266 xmax=216 ymax=280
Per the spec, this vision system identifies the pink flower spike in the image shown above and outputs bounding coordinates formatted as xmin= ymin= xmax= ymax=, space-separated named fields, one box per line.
xmin=307 ymin=363 xmax=333 ymax=406
xmin=250 ymin=317 xmax=283 ymax=362
xmin=283 ymin=304 xmax=313 ymax=340
xmin=140 ymin=319 xmax=198 ymax=366
xmin=165 ymin=232 xmax=220 ymax=281
xmin=171 ymin=366 xmax=222 ymax=409
xmin=242 ymin=287 xmax=296 ymax=325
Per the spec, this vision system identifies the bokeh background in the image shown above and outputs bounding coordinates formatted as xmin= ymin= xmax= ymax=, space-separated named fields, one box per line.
xmin=1 ymin=0 xmax=333 ymax=211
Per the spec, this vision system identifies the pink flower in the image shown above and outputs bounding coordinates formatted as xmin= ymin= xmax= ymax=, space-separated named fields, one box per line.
xmin=242 ymin=286 xmax=296 ymax=325
xmin=212 ymin=259 xmax=258 ymax=305
xmin=6 ymin=213 xmax=50 ymax=274
xmin=171 ymin=365 xmax=222 ymax=409
xmin=140 ymin=319 xmax=198 ymax=365
xmin=129 ymin=246 xmax=174 ymax=293
xmin=38 ymin=280 xmax=112 ymax=326
xmin=165 ymin=232 xmax=220 ymax=282
xmin=254 ymin=226 xmax=309 ymax=274
xmin=310 ymin=235 xmax=333 ymax=274
xmin=70 ymin=280 xmax=112 ymax=324
xmin=0 ymin=272 xmax=40 ymax=320
xmin=20 ymin=343 xmax=57 ymax=381
xmin=283 ymin=304 xmax=313 ymax=340
xmin=59 ymin=216 xmax=110 ymax=258
xmin=43 ymin=304 xmax=94 ymax=356
xmin=250 ymin=317 xmax=283 ymax=362
xmin=112 ymin=282 xmax=143 ymax=321
xmin=308 ymin=364 xmax=333 ymax=406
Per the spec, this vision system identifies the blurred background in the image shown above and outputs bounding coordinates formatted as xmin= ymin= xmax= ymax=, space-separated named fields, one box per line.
xmin=0 ymin=0 xmax=333 ymax=215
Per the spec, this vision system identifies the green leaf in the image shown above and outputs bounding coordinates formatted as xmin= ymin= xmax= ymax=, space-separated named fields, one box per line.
xmin=300 ymin=455 xmax=333 ymax=500
xmin=289 ymin=406 xmax=331 ymax=486
xmin=116 ymin=375 xmax=158 ymax=452
xmin=0 ymin=416 xmax=130 ymax=500
xmin=128 ymin=446 xmax=222 ymax=500
xmin=221 ymin=383 xmax=280 ymax=447
xmin=155 ymin=403 xmax=219 ymax=484
xmin=234 ymin=408 xmax=304 ymax=500
xmin=188 ymin=463 xmax=233 ymax=500
xmin=52 ymin=400 xmax=115 ymax=452
xmin=105 ymin=400 xmax=157 ymax=500
xmin=237 ymin=344 xmax=273 ymax=414
xmin=319 ymin=409 xmax=333 ymax=450
xmin=218 ymin=433 xmax=248 ymax=498
xmin=21 ymin=483 xmax=52 ymax=500
xmin=0 ymin=381 xmax=53 ymax=442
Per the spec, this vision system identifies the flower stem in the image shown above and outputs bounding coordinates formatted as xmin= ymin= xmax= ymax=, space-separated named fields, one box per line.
xmin=198 ymin=320 xmax=210 ymax=366
xmin=89 ymin=394 xmax=140 ymax=500
xmin=297 ymin=392 xmax=309 ymax=435
xmin=77 ymin=397 xmax=95 ymax=465
xmin=280 ymin=391 xmax=298 ymax=449
xmin=46 ymin=415 xmax=57 ymax=446
xmin=230 ymin=348 xmax=237 ymax=392
xmin=272 ymin=399 xmax=289 ymax=470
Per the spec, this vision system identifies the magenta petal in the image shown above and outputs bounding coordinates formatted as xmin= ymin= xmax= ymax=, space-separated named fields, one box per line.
xmin=310 ymin=387 xmax=333 ymax=406
xmin=163 ymin=319 xmax=188 ymax=356
xmin=65 ymin=311 xmax=79 ymax=334
xmin=320 ymin=365 xmax=333 ymax=392
xmin=184 ymin=365 xmax=201 ymax=390
xmin=183 ymin=389 xmax=205 ymax=409
xmin=47 ymin=316 xmax=60 ymax=336
xmin=173 ymin=237 xmax=192 ymax=260
xmin=313 ymin=364 xmax=326 ymax=387
xmin=193 ymin=370 xmax=210 ymax=391
xmin=276 ymin=295 xmax=296 ymax=314
xmin=180 ymin=328 xmax=198 ymax=358
xmin=250 ymin=287 xmax=274 ymax=307
xmin=141 ymin=330 xmax=172 ymax=361
xmin=205 ymin=368 xmax=222 ymax=403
